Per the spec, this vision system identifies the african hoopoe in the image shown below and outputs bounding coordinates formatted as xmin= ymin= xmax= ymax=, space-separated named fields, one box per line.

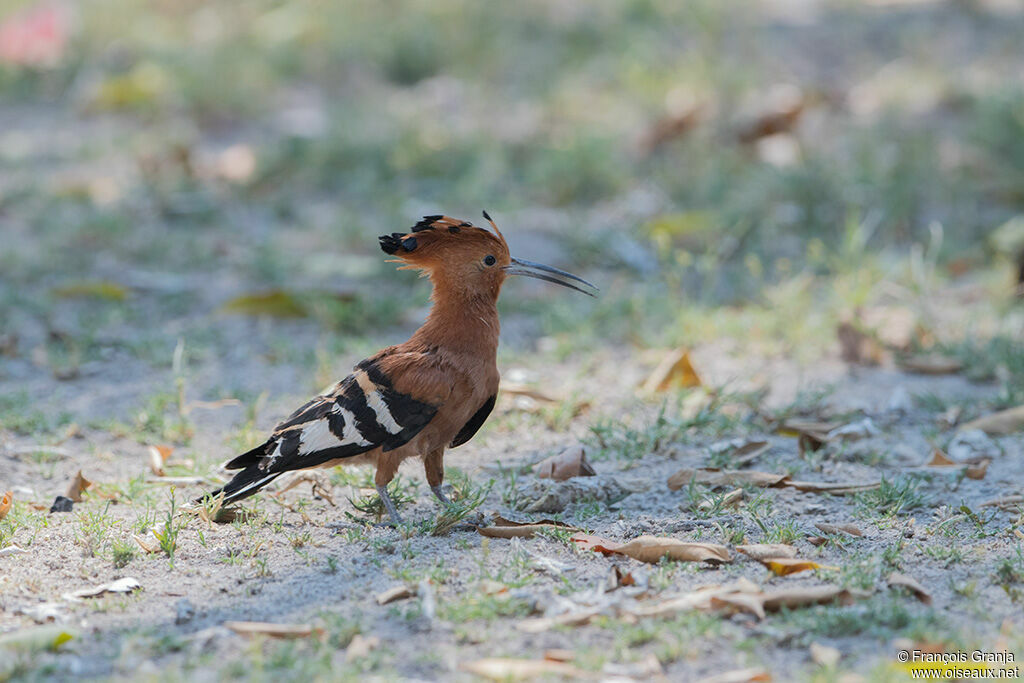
xmin=201 ymin=213 xmax=596 ymax=523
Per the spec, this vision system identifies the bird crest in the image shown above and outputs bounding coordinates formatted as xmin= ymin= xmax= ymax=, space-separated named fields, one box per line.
xmin=379 ymin=211 xmax=509 ymax=273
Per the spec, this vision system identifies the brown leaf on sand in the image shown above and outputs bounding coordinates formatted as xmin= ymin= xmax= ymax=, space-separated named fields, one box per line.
xmin=709 ymin=583 xmax=857 ymax=620
xmin=777 ymin=419 xmax=837 ymax=454
xmin=639 ymin=96 xmax=707 ymax=155
xmin=225 ymin=621 xmax=321 ymax=639
xmin=147 ymin=445 xmax=172 ymax=476
xmin=133 ymin=532 xmax=159 ymax=554
xmin=784 ymin=480 xmax=880 ymax=495
xmin=641 ymin=348 xmax=703 ymax=393
xmin=759 ymin=584 xmax=857 ymax=613
xmin=899 ymin=353 xmax=962 ymax=375
xmin=533 ymin=445 xmax=596 ymax=481
xmin=710 ymin=438 xmax=770 ymax=467
xmin=887 ymin=572 xmax=932 ymax=605
xmin=477 ymin=516 xmax=578 ymax=539
xmin=960 ymin=404 xmax=1024 ymax=436
xmin=376 ymin=585 xmax=416 ymax=605
xmin=965 ymin=459 xmax=991 ymax=480
xmin=925 ymin=449 xmax=957 ymax=467
xmin=814 ymin=522 xmax=863 ymax=537
xmin=0 ymin=491 xmax=11 ymax=522
xmin=761 ymin=558 xmax=837 ymax=576
xmin=572 ymin=533 xmax=731 ymax=564
xmin=345 ymin=634 xmax=380 ymax=662
xmin=837 ymin=320 xmax=885 ymax=365
xmin=459 ymin=658 xmax=589 ymax=681
xmin=667 ymin=468 xmax=788 ymax=491
xmin=736 ymin=544 xmax=797 ymax=561
xmin=922 ymin=449 xmax=989 ymax=480
xmin=65 ymin=470 xmax=92 ymax=503
xmin=698 ymin=488 xmax=744 ymax=512
xmin=736 ymin=84 xmax=805 ymax=144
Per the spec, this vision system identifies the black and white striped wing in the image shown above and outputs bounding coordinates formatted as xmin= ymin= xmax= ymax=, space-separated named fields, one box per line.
xmin=226 ymin=360 xmax=439 ymax=475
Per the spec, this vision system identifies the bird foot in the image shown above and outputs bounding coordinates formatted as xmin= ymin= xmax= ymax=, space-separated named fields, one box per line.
xmin=430 ymin=485 xmax=452 ymax=507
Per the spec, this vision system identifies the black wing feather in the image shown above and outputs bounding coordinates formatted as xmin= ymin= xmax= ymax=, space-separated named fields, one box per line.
xmin=450 ymin=394 xmax=496 ymax=448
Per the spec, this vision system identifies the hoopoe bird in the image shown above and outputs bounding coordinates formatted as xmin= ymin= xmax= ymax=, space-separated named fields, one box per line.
xmin=201 ymin=213 xmax=596 ymax=523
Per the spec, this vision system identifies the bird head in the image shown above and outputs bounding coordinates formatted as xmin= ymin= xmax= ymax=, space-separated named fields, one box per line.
xmin=379 ymin=212 xmax=597 ymax=300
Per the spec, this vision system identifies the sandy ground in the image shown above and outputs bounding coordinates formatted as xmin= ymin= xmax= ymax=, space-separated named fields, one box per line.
xmin=2 ymin=328 xmax=1023 ymax=681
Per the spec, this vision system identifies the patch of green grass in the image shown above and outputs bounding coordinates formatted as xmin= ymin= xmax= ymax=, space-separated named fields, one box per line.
xmin=993 ymin=545 xmax=1024 ymax=602
xmin=348 ymin=476 xmax=418 ymax=523
xmin=0 ymin=392 xmax=69 ymax=436
xmin=427 ymin=470 xmax=491 ymax=536
xmin=855 ymin=476 xmax=926 ymax=519
xmin=776 ymin=594 xmax=941 ymax=641
xmin=438 ymin=592 xmax=533 ymax=623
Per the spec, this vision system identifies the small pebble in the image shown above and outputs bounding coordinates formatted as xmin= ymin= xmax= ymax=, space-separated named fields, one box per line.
xmin=49 ymin=496 xmax=73 ymax=513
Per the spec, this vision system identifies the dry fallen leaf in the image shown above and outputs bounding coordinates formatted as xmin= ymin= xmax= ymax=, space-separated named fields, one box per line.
xmin=376 ymin=585 xmax=416 ymax=605
xmin=147 ymin=445 xmax=172 ymax=477
xmin=784 ymin=480 xmax=880 ymax=495
xmin=698 ymin=488 xmax=744 ymax=512
xmin=345 ymin=634 xmax=380 ymax=662
xmin=810 ymin=642 xmax=841 ymax=667
xmin=736 ymin=83 xmax=805 ymax=144
xmin=17 ymin=602 xmax=66 ymax=624
xmin=0 ymin=491 xmax=11 ymax=521
xmin=477 ymin=516 xmax=578 ymax=539
xmin=225 ymin=621 xmax=320 ymax=639
xmin=899 ymin=353 xmax=962 ymax=375
xmin=533 ymin=444 xmax=596 ymax=481
xmin=813 ymin=522 xmax=863 ymax=537
xmin=736 ymin=544 xmax=797 ymax=561
xmin=887 ymin=572 xmax=932 ymax=605
xmin=965 ymin=459 xmax=991 ymax=480
xmin=62 ymin=577 xmax=141 ymax=602
xmin=925 ymin=449 xmax=957 ymax=467
xmin=65 ymin=470 xmax=92 ymax=503
xmin=837 ymin=320 xmax=885 ymax=366
xmin=642 ymin=348 xmax=703 ymax=393
xmin=761 ymin=558 xmax=837 ymax=576
xmin=777 ymin=418 xmax=838 ymax=454
xmin=133 ymin=533 xmax=159 ymax=554
xmin=709 ymin=438 xmax=771 ymax=466
xmin=459 ymin=658 xmax=588 ymax=681
xmin=960 ymin=404 xmax=1024 ymax=436
xmin=572 ymin=533 xmax=731 ymax=564
xmin=667 ymin=468 xmax=788 ymax=491
xmin=639 ymin=96 xmax=707 ymax=155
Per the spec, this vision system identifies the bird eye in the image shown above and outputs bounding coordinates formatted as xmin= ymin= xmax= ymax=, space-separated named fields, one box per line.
xmin=483 ymin=255 xmax=496 ymax=266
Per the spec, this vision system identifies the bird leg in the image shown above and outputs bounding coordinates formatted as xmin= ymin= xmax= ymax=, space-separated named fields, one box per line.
xmin=375 ymin=454 xmax=404 ymax=525
xmin=424 ymin=448 xmax=451 ymax=507
xmin=376 ymin=484 xmax=404 ymax=525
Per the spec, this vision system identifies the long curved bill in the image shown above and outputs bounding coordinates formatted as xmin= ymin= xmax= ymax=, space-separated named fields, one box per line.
xmin=504 ymin=257 xmax=598 ymax=297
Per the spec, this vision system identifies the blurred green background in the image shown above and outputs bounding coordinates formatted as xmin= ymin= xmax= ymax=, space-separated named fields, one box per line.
xmin=1 ymin=0 xmax=1022 ymax=371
